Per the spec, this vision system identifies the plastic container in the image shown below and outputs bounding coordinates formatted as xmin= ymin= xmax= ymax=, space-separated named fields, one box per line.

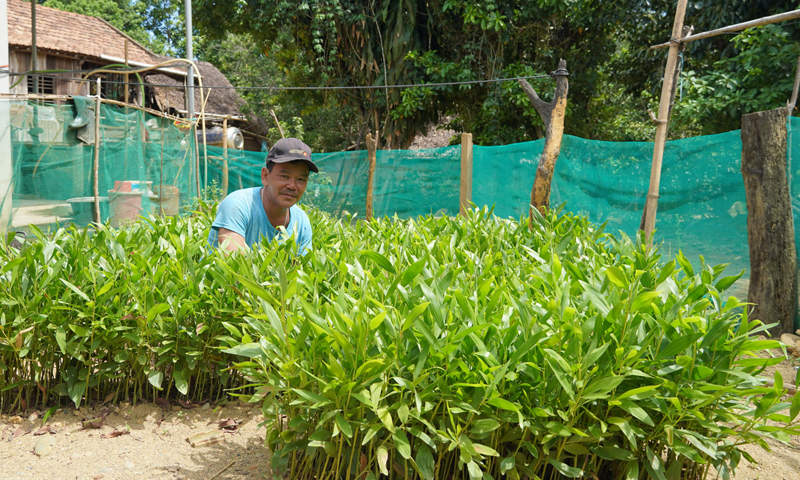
xmin=152 ymin=185 xmax=180 ymax=216
xmin=107 ymin=190 xmax=143 ymax=227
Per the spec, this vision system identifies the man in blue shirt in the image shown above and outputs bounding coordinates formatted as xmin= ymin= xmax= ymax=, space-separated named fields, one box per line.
xmin=207 ymin=138 xmax=317 ymax=254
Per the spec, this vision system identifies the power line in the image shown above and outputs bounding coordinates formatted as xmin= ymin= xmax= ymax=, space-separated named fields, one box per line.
xmin=0 ymin=70 xmax=556 ymax=91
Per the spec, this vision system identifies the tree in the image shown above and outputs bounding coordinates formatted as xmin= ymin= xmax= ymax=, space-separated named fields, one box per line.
xmin=42 ymin=0 xmax=195 ymax=57
xmin=192 ymin=0 xmax=627 ymax=147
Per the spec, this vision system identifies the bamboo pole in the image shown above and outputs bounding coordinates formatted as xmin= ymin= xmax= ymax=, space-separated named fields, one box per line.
xmin=99 ymin=98 xmax=192 ymax=125
xmin=222 ymin=119 xmax=229 ymax=199
xmin=269 ymin=109 xmax=285 ymax=138
xmin=460 ymin=133 xmax=473 ymax=217
xmin=124 ymin=40 xmax=129 ymax=104
xmin=366 ymin=133 xmax=376 ymax=220
xmin=194 ymin=124 xmax=201 ymax=198
xmin=651 ymin=9 xmax=800 ymax=49
xmin=93 ymin=79 xmax=101 ymax=224
xmin=642 ymin=0 xmax=689 ymax=248
xmin=159 ymin=118 xmax=165 ymax=216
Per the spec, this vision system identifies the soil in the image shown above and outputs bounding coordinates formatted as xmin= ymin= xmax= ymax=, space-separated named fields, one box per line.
xmin=0 ymin=399 xmax=271 ymax=480
xmin=0 ymin=353 xmax=798 ymax=480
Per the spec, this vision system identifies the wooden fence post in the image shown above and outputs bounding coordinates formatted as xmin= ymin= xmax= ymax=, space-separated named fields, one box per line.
xmin=741 ymin=108 xmax=797 ymax=337
xmin=222 ymin=118 xmax=229 ymax=199
xmin=366 ymin=133 xmax=377 ymax=220
xmin=460 ymin=133 xmax=473 ymax=217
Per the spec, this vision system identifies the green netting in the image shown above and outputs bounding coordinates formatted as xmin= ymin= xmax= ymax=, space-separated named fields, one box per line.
xmin=2 ymin=98 xmax=198 ymax=231
xmin=6 ymin=97 xmax=799 ymax=319
xmin=202 ymin=146 xmax=369 ymax=218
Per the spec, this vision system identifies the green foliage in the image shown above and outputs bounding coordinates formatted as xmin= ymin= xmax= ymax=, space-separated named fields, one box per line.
xmin=0 ymin=208 xmax=245 ymax=411
xmin=674 ymin=25 xmax=800 ymax=134
xmin=222 ymin=207 xmax=799 ymax=480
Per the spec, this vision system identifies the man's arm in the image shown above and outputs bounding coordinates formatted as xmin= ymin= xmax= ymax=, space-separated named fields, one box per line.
xmin=218 ymin=228 xmax=247 ymax=251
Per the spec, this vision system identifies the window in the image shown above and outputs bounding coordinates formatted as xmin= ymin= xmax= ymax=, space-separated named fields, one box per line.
xmin=27 ymin=75 xmax=55 ymax=94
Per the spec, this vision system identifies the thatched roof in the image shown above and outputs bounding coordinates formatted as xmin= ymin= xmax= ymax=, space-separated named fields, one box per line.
xmin=146 ymin=56 xmax=243 ymax=117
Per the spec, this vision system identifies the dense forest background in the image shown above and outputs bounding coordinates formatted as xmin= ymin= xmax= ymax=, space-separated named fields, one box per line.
xmin=39 ymin=0 xmax=800 ymax=151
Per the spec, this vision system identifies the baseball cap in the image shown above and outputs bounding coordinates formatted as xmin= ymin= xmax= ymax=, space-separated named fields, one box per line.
xmin=266 ymin=138 xmax=319 ymax=173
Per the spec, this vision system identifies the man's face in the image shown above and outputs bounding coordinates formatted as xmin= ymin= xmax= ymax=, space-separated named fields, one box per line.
xmin=261 ymin=161 xmax=310 ymax=209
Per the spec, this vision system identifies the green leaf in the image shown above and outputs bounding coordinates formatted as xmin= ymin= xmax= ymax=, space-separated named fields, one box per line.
xmin=676 ymin=251 xmax=694 ymax=277
xmin=60 ymin=278 xmax=91 ymax=302
xmin=630 ymin=291 xmax=662 ymax=312
xmin=547 ymin=459 xmax=583 ymax=478
xmin=146 ymin=303 xmax=170 ymax=322
xmin=368 ymin=311 xmax=387 ymax=330
xmin=500 ymin=456 xmax=515 ymax=475
xmin=487 ymin=398 xmax=519 ymax=412
xmin=221 ymin=343 xmax=264 ymax=359
xmin=393 ymin=431 xmax=411 ymax=459
xmin=335 ymin=414 xmax=353 ymax=438
xmin=645 ymin=446 xmax=668 ymax=480
xmin=359 ymin=250 xmax=396 ymax=274
xmin=402 ymin=302 xmax=430 ymax=332
xmin=416 ymin=444 xmax=435 ymax=480
xmin=402 ymin=255 xmax=428 ymax=285
xmin=147 ymin=370 xmax=164 ymax=389
xmin=714 ymin=269 xmax=744 ymax=291
xmin=467 ymin=461 xmax=483 ymax=480
xmin=605 ymin=266 xmax=628 ymax=288
xmin=470 ymin=418 xmax=500 ymax=434
xmin=614 ymin=384 xmax=660 ymax=401
xmin=656 ymin=333 xmax=703 ymax=360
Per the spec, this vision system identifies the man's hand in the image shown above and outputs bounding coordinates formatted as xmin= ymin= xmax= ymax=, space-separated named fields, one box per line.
xmin=218 ymin=228 xmax=247 ymax=252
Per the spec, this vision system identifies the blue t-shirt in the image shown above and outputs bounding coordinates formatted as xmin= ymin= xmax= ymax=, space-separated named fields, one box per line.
xmin=207 ymin=187 xmax=313 ymax=255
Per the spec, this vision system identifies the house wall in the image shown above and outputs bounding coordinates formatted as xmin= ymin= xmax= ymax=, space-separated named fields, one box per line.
xmin=10 ymin=49 xmax=86 ymax=95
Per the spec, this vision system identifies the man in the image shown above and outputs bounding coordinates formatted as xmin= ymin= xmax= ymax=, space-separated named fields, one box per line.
xmin=207 ymin=138 xmax=318 ymax=254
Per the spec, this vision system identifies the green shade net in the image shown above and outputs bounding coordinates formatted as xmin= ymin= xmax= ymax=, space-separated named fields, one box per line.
xmin=2 ymin=98 xmax=198 ymax=232
xmin=6 ymin=97 xmax=799 ymax=321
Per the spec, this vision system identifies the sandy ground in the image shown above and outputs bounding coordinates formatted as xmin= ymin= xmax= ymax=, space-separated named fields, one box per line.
xmin=1 ymin=353 xmax=799 ymax=480
xmin=0 ymin=400 xmax=271 ymax=480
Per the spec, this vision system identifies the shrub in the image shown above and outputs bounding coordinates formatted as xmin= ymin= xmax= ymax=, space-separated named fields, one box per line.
xmin=226 ymin=207 xmax=800 ymax=480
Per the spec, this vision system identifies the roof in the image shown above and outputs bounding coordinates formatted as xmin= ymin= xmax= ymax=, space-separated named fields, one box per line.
xmin=147 ymin=56 xmax=244 ymax=117
xmin=8 ymin=0 xmax=155 ymax=64
xmin=7 ymin=0 xmax=248 ymax=117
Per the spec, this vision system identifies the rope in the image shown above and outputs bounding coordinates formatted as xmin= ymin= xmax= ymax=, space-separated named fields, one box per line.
xmin=0 ymin=70 xmax=554 ymax=91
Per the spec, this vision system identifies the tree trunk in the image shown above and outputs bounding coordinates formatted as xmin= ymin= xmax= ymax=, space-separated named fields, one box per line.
xmin=519 ymin=59 xmax=569 ymax=224
xmin=741 ymin=108 xmax=797 ymax=337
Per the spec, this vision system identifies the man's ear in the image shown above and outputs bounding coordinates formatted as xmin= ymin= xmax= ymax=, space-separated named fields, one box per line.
xmin=261 ymin=166 xmax=269 ymax=184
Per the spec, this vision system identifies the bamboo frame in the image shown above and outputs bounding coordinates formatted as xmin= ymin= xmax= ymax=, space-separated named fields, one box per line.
xmin=642 ymin=0 xmax=688 ymax=248
xmin=222 ymin=119 xmax=229 ymax=199
xmin=93 ymin=79 xmax=101 ymax=224
xmin=651 ymin=9 xmax=800 ymax=50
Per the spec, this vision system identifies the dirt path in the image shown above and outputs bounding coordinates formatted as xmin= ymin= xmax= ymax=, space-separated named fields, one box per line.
xmin=1 ymin=355 xmax=799 ymax=480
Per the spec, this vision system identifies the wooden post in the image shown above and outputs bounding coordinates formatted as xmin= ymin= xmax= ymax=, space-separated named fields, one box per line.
xmin=222 ymin=119 xmax=229 ymax=199
xmin=124 ymin=40 xmax=129 ymax=104
xmin=518 ymin=59 xmax=569 ymax=221
xmin=365 ymin=133 xmax=377 ymax=220
xmin=460 ymin=133 xmax=473 ymax=217
xmin=93 ymin=79 xmax=101 ymax=224
xmin=641 ymin=0 xmax=689 ymax=248
xmin=741 ymin=108 xmax=797 ymax=337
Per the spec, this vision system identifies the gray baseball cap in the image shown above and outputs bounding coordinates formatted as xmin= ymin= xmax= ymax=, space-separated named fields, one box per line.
xmin=266 ymin=138 xmax=318 ymax=173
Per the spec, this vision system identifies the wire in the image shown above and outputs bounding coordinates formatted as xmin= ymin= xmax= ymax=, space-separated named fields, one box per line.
xmin=0 ymin=70 xmax=554 ymax=91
